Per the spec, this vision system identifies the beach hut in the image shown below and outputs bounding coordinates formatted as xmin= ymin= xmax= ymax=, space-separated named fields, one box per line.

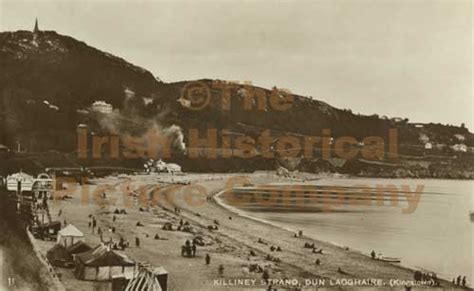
xmin=67 ymin=240 xmax=92 ymax=255
xmin=46 ymin=244 xmax=74 ymax=268
xmin=57 ymin=224 xmax=84 ymax=248
xmin=74 ymin=244 xmax=136 ymax=281
xmin=118 ymin=266 xmax=167 ymax=291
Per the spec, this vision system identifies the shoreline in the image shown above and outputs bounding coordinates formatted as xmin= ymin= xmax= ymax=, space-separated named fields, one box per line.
xmin=212 ymin=188 xmax=445 ymax=285
xmin=32 ymin=173 xmax=468 ymax=290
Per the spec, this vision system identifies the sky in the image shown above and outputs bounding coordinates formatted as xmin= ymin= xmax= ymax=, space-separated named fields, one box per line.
xmin=1 ymin=0 xmax=472 ymax=129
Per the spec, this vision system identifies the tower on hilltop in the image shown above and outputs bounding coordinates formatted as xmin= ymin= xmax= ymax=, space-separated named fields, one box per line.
xmin=33 ymin=18 xmax=39 ymax=33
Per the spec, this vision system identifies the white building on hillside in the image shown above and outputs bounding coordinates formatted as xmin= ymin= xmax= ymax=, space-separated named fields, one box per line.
xmin=91 ymin=101 xmax=113 ymax=114
xmin=451 ymin=144 xmax=467 ymax=152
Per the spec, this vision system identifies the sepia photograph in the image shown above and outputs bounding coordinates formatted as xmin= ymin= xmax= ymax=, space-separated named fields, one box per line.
xmin=0 ymin=0 xmax=472 ymax=290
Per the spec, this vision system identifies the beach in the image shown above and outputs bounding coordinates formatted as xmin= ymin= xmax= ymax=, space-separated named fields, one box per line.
xmin=34 ymin=172 xmax=467 ymax=290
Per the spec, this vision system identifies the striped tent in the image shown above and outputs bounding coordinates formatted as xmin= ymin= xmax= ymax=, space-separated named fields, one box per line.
xmin=125 ymin=268 xmax=163 ymax=291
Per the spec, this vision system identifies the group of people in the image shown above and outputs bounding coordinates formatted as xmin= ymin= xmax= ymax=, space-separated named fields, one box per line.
xmin=293 ymin=230 xmax=303 ymax=237
xmin=413 ymin=270 xmax=439 ymax=286
xmin=452 ymin=275 xmax=467 ymax=287
xmin=7 ymin=276 xmax=16 ymax=287
xmin=111 ymin=237 xmax=129 ymax=250
xmin=269 ymin=245 xmax=282 ymax=252
xmin=177 ymin=219 xmax=190 ymax=231
xmin=304 ymin=242 xmax=324 ymax=254
xmin=113 ymin=208 xmax=127 ymax=214
xmin=181 ymin=239 xmax=197 ymax=257
xmin=88 ymin=215 xmax=97 ymax=233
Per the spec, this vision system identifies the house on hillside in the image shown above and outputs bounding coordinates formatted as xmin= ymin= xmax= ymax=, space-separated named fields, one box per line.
xmin=0 ymin=144 xmax=10 ymax=153
xmin=91 ymin=101 xmax=113 ymax=114
xmin=454 ymin=134 xmax=465 ymax=142
xmin=418 ymin=133 xmax=430 ymax=144
xmin=434 ymin=143 xmax=446 ymax=150
xmin=451 ymin=144 xmax=467 ymax=152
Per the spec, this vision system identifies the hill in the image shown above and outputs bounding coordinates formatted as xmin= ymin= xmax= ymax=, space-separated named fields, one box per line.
xmin=0 ymin=29 xmax=473 ymax=177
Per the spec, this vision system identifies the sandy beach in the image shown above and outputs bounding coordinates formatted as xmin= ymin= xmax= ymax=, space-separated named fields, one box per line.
xmin=34 ymin=172 xmax=467 ymax=290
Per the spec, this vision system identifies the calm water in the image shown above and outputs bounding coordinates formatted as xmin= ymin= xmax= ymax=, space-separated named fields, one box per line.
xmin=221 ymin=178 xmax=474 ymax=283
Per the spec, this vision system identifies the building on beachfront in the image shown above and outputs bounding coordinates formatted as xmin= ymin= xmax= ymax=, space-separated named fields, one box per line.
xmin=57 ymin=224 xmax=85 ymax=248
xmin=74 ymin=243 xmax=136 ymax=281
xmin=6 ymin=171 xmax=35 ymax=192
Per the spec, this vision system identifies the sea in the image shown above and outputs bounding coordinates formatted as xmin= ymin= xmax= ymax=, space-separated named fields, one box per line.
xmin=220 ymin=177 xmax=474 ymax=283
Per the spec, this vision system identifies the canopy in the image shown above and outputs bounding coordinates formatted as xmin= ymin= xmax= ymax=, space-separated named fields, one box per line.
xmin=46 ymin=244 xmax=73 ymax=267
xmin=59 ymin=224 xmax=84 ymax=237
xmin=76 ymin=244 xmax=135 ymax=267
xmin=57 ymin=224 xmax=85 ymax=248
xmin=125 ymin=268 xmax=163 ymax=291
xmin=67 ymin=240 xmax=92 ymax=255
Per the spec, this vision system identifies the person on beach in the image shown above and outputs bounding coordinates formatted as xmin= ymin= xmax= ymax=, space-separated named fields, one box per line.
xmin=135 ymin=237 xmax=140 ymax=247
xmin=371 ymin=250 xmax=376 ymax=259
xmin=262 ymin=269 xmax=270 ymax=284
xmin=113 ymin=215 xmax=116 ymax=222
xmin=456 ymin=276 xmax=461 ymax=285
xmin=218 ymin=264 xmax=224 ymax=276
xmin=192 ymin=243 xmax=196 ymax=257
xmin=462 ymin=276 xmax=466 ymax=287
xmin=205 ymin=254 xmax=211 ymax=265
